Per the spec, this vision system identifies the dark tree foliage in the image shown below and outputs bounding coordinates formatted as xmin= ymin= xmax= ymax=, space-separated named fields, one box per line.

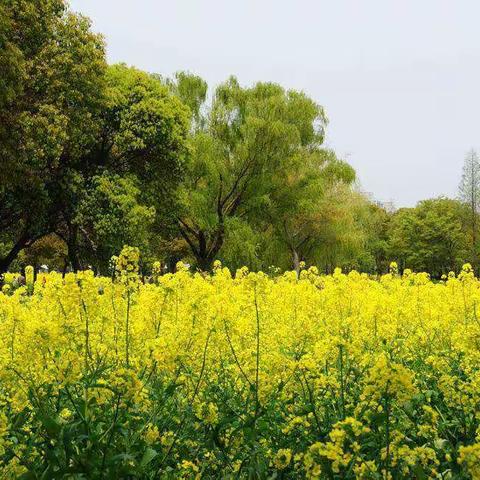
xmin=0 ymin=0 xmax=106 ymax=272
xmin=0 ymin=2 xmax=190 ymax=273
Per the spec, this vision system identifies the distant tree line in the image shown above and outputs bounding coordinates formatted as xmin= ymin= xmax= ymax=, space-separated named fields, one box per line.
xmin=0 ymin=0 xmax=478 ymax=277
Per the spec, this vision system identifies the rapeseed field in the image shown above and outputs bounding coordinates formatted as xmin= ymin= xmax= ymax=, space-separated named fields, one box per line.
xmin=1 ymin=249 xmax=480 ymax=478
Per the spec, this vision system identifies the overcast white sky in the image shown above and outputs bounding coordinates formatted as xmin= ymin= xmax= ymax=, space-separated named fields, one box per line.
xmin=70 ymin=0 xmax=480 ymax=207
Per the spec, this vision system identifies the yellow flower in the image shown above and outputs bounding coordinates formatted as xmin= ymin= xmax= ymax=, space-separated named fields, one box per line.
xmin=194 ymin=401 xmax=219 ymax=426
xmin=144 ymin=424 xmax=160 ymax=445
xmin=458 ymin=443 xmax=480 ymax=478
xmin=25 ymin=265 xmax=34 ymax=288
xmin=1 ymin=259 xmax=480 ymax=476
xmin=274 ymin=448 xmax=292 ymax=470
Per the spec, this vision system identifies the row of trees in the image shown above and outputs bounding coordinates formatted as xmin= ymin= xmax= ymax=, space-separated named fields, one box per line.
xmin=0 ymin=0 xmax=478 ymax=276
xmin=0 ymin=0 xmax=361 ymax=274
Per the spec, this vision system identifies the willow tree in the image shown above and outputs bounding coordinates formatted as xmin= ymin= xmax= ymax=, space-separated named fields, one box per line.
xmin=175 ymin=76 xmax=327 ymax=270
xmin=262 ymin=148 xmax=357 ymax=272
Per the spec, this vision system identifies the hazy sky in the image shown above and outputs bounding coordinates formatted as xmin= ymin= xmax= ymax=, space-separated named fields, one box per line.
xmin=70 ymin=0 xmax=480 ymax=207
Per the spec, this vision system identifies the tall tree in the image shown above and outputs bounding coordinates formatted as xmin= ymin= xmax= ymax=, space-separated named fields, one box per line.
xmin=458 ymin=149 xmax=480 ymax=266
xmin=263 ymin=148 xmax=356 ymax=272
xmin=53 ymin=64 xmax=190 ymax=271
xmin=0 ymin=0 xmax=106 ymax=272
xmin=175 ymin=76 xmax=327 ymax=270
xmin=0 ymin=1 xmax=191 ymax=273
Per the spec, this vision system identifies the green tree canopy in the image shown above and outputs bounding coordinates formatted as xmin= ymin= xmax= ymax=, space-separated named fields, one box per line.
xmin=388 ymin=197 xmax=469 ymax=276
xmin=51 ymin=64 xmax=191 ymax=271
xmin=74 ymin=173 xmax=155 ymax=271
xmin=262 ymin=148 xmax=357 ymax=272
xmin=0 ymin=0 xmax=106 ymax=272
xmin=175 ymin=76 xmax=329 ymax=270
xmin=0 ymin=1 xmax=191 ymax=273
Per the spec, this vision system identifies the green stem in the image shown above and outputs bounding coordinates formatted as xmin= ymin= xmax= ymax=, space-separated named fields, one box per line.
xmin=339 ymin=345 xmax=345 ymax=419
xmin=126 ymin=288 xmax=131 ymax=367
xmin=254 ymin=284 xmax=261 ymax=423
xmin=385 ymin=394 xmax=390 ymax=479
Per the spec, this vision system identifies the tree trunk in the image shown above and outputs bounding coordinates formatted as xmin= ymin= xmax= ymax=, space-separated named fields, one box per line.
xmin=194 ymin=229 xmax=224 ymax=272
xmin=178 ymin=219 xmax=226 ymax=272
xmin=194 ymin=237 xmax=216 ymax=271
xmin=67 ymin=224 xmax=81 ymax=272
xmin=292 ymin=248 xmax=300 ymax=277
xmin=195 ymin=254 xmax=214 ymax=272
xmin=0 ymin=233 xmax=30 ymax=274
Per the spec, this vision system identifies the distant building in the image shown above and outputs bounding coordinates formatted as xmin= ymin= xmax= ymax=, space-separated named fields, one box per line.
xmin=360 ymin=189 xmax=397 ymax=213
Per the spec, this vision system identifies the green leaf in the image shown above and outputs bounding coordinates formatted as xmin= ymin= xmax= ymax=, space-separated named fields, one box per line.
xmin=434 ymin=438 xmax=448 ymax=449
xmin=140 ymin=447 xmax=158 ymax=468
xmin=18 ymin=473 xmax=37 ymax=480
xmin=412 ymin=463 xmax=428 ymax=480
xmin=37 ymin=411 xmax=62 ymax=437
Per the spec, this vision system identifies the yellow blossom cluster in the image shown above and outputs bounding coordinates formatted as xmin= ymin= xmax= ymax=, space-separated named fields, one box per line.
xmin=0 ymin=260 xmax=480 ymax=478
